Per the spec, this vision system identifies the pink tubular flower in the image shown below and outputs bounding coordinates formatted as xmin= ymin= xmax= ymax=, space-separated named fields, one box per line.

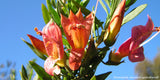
xmin=110 ymin=15 xmax=154 ymax=62
xmin=104 ymin=0 xmax=126 ymax=45
xmin=42 ymin=20 xmax=65 ymax=75
xmin=61 ymin=9 xmax=93 ymax=49
xmin=61 ymin=9 xmax=93 ymax=70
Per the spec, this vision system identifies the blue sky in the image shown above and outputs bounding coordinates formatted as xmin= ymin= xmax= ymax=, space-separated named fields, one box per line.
xmin=1 ymin=0 xmax=160 ymax=79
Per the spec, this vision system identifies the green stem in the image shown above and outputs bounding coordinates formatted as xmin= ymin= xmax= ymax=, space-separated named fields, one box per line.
xmin=95 ymin=17 xmax=110 ymax=48
xmin=64 ymin=64 xmax=74 ymax=77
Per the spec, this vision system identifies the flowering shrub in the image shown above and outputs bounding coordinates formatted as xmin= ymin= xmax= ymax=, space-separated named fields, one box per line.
xmin=21 ymin=0 xmax=160 ymax=80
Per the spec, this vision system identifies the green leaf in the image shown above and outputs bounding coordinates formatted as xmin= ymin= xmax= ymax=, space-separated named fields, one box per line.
xmin=21 ymin=38 xmax=47 ymax=60
xmin=91 ymin=47 xmax=109 ymax=69
xmin=104 ymin=0 xmax=111 ymax=9
xmin=90 ymin=76 xmax=96 ymax=80
xmin=47 ymin=0 xmax=61 ymax=26
xmin=73 ymin=0 xmax=81 ymax=3
xmin=80 ymin=0 xmax=90 ymax=7
xmin=20 ymin=65 xmax=28 ymax=80
xmin=26 ymin=60 xmax=35 ymax=80
xmin=122 ymin=4 xmax=147 ymax=25
xmin=125 ymin=0 xmax=137 ymax=11
xmin=20 ymin=72 xmax=26 ymax=80
xmin=126 ymin=0 xmax=137 ymax=8
xmin=96 ymin=71 xmax=112 ymax=80
xmin=59 ymin=1 xmax=69 ymax=16
xmin=42 ymin=4 xmax=51 ymax=24
xmin=28 ymin=69 xmax=33 ymax=80
xmin=51 ymin=0 xmax=57 ymax=8
xmin=99 ymin=0 xmax=109 ymax=15
xmin=62 ymin=36 xmax=70 ymax=49
xmin=110 ymin=0 xmax=121 ymax=15
xmin=29 ymin=61 xmax=52 ymax=80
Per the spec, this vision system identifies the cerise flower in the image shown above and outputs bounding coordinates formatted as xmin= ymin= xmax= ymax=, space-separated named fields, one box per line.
xmin=110 ymin=15 xmax=154 ymax=62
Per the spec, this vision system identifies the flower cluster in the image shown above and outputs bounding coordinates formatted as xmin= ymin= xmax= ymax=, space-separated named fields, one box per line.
xmin=23 ymin=0 xmax=160 ymax=79
xmin=28 ymin=9 xmax=93 ymax=75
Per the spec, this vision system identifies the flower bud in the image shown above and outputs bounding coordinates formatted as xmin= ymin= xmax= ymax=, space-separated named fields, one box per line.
xmin=104 ymin=0 xmax=126 ymax=46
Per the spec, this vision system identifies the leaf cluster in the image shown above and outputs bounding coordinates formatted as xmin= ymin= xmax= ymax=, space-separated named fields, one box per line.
xmin=21 ymin=0 xmax=148 ymax=80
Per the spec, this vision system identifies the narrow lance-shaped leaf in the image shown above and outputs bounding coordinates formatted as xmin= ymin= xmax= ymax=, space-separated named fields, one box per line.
xmin=122 ymin=4 xmax=147 ymax=25
xmin=125 ymin=0 xmax=137 ymax=11
xmin=21 ymin=38 xmax=47 ymax=60
xmin=29 ymin=61 xmax=52 ymax=80
xmin=125 ymin=0 xmax=137 ymax=8
xmin=28 ymin=69 xmax=33 ymax=80
xmin=90 ymin=76 xmax=96 ymax=80
xmin=27 ymin=59 xmax=35 ymax=80
xmin=51 ymin=0 xmax=56 ymax=8
xmin=110 ymin=0 xmax=121 ymax=16
xmin=80 ymin=0 xmax=90 ymax=7
xmin=104 ymin=0 xmax=111 ymax=9
xmin=42 ymin=4 xmax=51 ymax=24
xmin=20 ymin=65 xmax=28 ymax=80
xmin=47 ymin=0 xmax=61 ymax=26
xmin=99 ymin=0 xmax=109 ymax=15
xmin=20 ymin=72 xmax=26 ymax=80
xmin=95 ymin=71 xmax=112 ymax=80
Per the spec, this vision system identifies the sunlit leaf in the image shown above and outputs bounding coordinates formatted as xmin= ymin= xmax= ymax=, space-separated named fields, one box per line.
xmin=122 ymin=4 xmax=147 ymax=25
xmin=80 ymin=0 xmax=90 ymax=7
xmin=41 ymin=4 xmax=51 ymax=24
xmin=29 ymin=61 xmax=52 ymax=80
xmin=99 ymin=0 xmax=109 ymax=15
xmin=90 ymin=76 xmax=96 ymax=80
xmin=51 ymin=0 xmax=56 ymax=8
xmin=20 ymin=65 xmax=28 ymax=80
xmin=104 ymin=0 xmax=111 ymax=9
xmin=126 ymin=0 xmax=137 ymax=8
xmin=47 ymin=0 xmax=61 ymax=26
xmin=110 ymin=0 xmax=121 ymax=16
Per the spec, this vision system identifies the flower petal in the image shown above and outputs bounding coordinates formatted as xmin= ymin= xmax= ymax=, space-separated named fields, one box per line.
xmin=69 ymin=10 xmax=79 ymax=23
xmin=42 ymin=20 xmax=64 ymax=59
xmin=27 ymin=34 xmax=47 ymax=55
xmin=83 ymin=12 xmax=93 ymax=31
xmin=44 ymin=56 xmax=60 ymax=76
xmin=131 ymin=15 xmax=154 ymax=45
xmin=61 ymin=14 xmax=74 ymax=47
xmin=76 ymin=8 xmax=84 ymax=21
xmin=69 ymin=48 xmax=84 ymax=70
xmin=61 ymin=9 xmax=93 ymax=49
xmin=128 ymin=15 xmax=154 ymax=62
xmin=128 ymin=47 xmax=144 ymax=62
xmin=117 ymin=37 xmax=131 ymax=57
